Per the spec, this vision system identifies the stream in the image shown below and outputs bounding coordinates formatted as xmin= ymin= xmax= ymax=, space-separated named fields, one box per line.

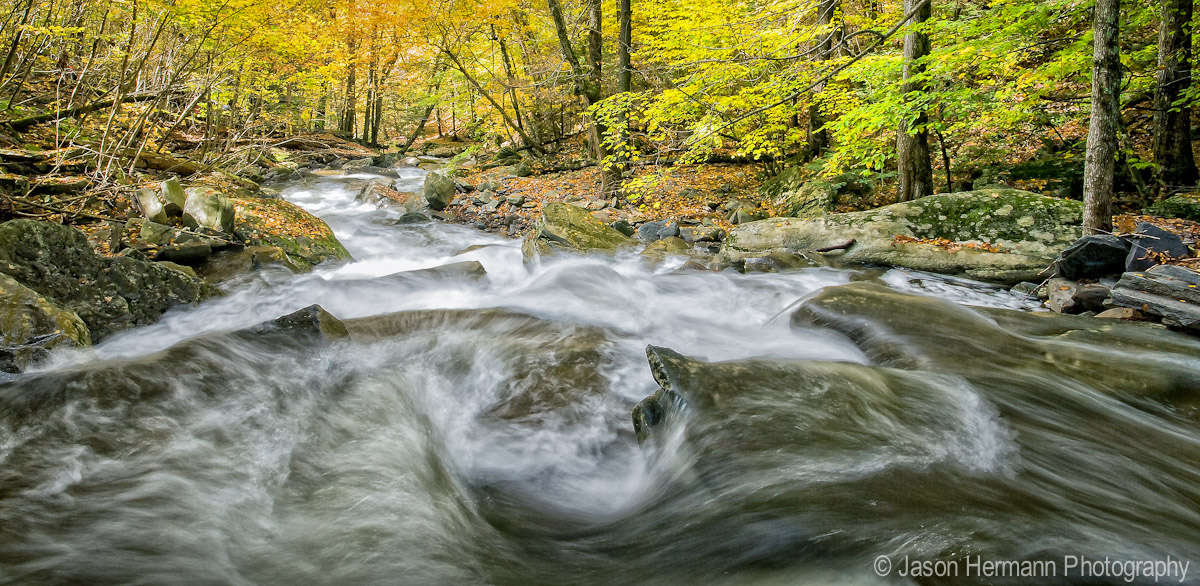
xmin=2 ymin=167 xmax=1199 ymax=585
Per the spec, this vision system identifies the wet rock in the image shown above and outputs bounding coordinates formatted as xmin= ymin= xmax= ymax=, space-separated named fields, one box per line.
xmin=135 ymin=188 xmax=169 ymax=224
xmin=394 ymin=212 xmax=431 ymax=224
xmin=1126 ymin=222 xmax=1191 ymax=272
xmin=355 ymin=179 xmax=397 ymax=207
xmin=723 ymin=189 xmax=1083 ymax=284
xmin=378 ymin=261 xmax=487 ymax=283
xmin=611 ymin=220 xmax=636 ymax=237
xmin=790 ymin=282 xmax=1200 ymax=399
xmin=637 ymin=220 xmax=680 ymax=242
xmin=160 ymin=178 xmax=187 ymax=216
xmin=199 ymin=245 xmax=302 ymax=284
xmin=739 ymin=251 xmax=824 ymax=273
xmin=154 ymin=242 xmax=213 ymax=265
xmin=680 ymin=226 xmax=725 ymax=243
xmin=0 ymin=220 xmax=218 ymax=341
xmin=1108 ymin=265 xmax=1200 ymax=330
xmin=358 ymin=165 xmax=400 ymax=178
xmin=155 ymin=261 xmax=197 ymax=279
xmin=1011 ymin=282 xmax=1040 ymax=297
xmin=1045 ymin=277 xmax=1110 ymax=314
xmin=139 ymin=221 xmax=176 ymax=246
xmin=182 ymin=187 xmax=235 ymax=233
xmin=1055 ymin=235 xmax=1129 ymax=280
xmin=250 ymin=304 xmax=349 ymax=341
xmin=640 ymin=237 xmax=693 ymax=260
xmin=528 ymin=202 xmax=631 ymax=259
xmin=232 ymin=197 xmax=351 ymax=269
xmin=424 ymin=172 xmax=456 ymax=211
xmin=0 ymin=273 xmax=90 ymax=373
xmin=343 ymin=157 xmax=374 ymax=169
xmin=1096 ymin=307 xmax=1143 ymax=320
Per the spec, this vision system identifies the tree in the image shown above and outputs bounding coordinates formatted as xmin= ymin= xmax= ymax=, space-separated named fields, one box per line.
xmin=1152 ymin=0 xmax=1198 ymax=192
xmin=808 ymin=0 xmax=839 ymax=159
xmin=895 ymin=0 xmax=933 ymax=201
xmin=1083 ymin=0 xmax=1121 ymax=234
xmin=546 ymin=0 xmax=619 ymax=195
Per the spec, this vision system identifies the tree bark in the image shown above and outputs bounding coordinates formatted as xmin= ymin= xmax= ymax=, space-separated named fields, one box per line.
xmin=809 ymin=0 xmax=839 ymax=158
xmin=1152 ymin=0 xmax=1198 ymax=192
xmin=341 ymin=38 xmax=357 ymax=137
xmin=1083 ymin=0 xmax=1121 ymax=234
xmin=895 ymin=0 xmax=933 ymax=202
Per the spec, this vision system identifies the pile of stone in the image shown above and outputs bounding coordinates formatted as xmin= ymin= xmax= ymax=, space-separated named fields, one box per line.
xmin=1031 ymin=222 xmax=1200 ymax=331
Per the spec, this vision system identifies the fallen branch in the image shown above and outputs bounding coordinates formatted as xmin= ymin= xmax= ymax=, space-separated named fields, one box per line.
xmin=2 ymin=91 xmax=167 ymax=132
xmin=815 ymin=239 xmax=856 ymax=253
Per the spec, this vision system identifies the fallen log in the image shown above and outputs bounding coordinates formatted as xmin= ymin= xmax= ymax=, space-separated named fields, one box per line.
xmin=2 ymin=92 xmax=163 ymax=132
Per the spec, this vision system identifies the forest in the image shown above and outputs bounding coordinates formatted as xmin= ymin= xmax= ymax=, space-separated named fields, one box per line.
xmin=0 ymin=0 xmax=1194 ymax=227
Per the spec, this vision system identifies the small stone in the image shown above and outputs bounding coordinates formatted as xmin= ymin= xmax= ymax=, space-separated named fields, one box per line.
xmin=1046 ymin=277 xmax=1110 ymax=314
xmin=637 ymin=220 xmax=680 ymax=242
xmin=1095 ymin=307 xmax=1143 ymax=320
xmin=160 ymin=178 xmax=187 ymax=217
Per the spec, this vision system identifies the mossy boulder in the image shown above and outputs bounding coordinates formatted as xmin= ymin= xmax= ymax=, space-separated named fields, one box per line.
xmin=0 ymin=273 xmax=90 ymax=372
xmin=0 ymin=220 xmax=219 ymax=342
xmin=231 ymin=197 xmax=351 ymax=270
xmin=522 ymin=203 xmax=633 ymax=262
xmin=722 ymin=189 xmax=1083 ymax=284
xmin=1147 ymin=191 xmax=1200 ymax=222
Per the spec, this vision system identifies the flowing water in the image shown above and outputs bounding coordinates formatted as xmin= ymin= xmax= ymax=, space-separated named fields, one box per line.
xmin=1 ymin=168 xmax=1199 ymax=585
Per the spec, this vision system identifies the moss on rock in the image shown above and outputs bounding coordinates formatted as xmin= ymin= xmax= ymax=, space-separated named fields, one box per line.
xmin=232 ymin=197 xmax=352 ymax=269
xmin=723 ymin=189 xmax=1083 ymax=284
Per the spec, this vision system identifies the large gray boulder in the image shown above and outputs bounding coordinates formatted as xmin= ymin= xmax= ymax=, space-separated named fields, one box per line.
xmin=0 ymin=273 xmax=90 ymax=372
xmin=423 ymin=172 xmax=456 ymax=211
xmin=0 ymin=220 xmax=219 ymax=342
xmin=722 ymin=189 xmax=1083 ymax=284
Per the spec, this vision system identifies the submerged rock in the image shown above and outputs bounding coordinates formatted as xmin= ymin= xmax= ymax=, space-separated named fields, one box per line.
xmin=789 ymin=281 xmax=1200 ymax=401
xmin=198 ymin=245 xmax=303 ymax=284
xmin=723 ymin=189 xmax=1083 ymax=284
xmin=0 ymin=220 xmax=218 ymax=342
xmin=232 ymin=197 xmax=351 ymax=269
xmin=0 ymin=273 xmax=90 ymax=372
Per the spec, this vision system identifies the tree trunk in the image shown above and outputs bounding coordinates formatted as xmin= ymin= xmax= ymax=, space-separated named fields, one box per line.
xmin=1152 ymin=0 xmax=1198 ymax=192
xmin=895 ymin=0 xmax=933 ymax=202
xmin=808 ymin=0 xmax=839 ymax=158
xmin=1083 ymin=0 xmax=1120 ymax=234
xmin=341 ymin=38 xmax=357 ymax=137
